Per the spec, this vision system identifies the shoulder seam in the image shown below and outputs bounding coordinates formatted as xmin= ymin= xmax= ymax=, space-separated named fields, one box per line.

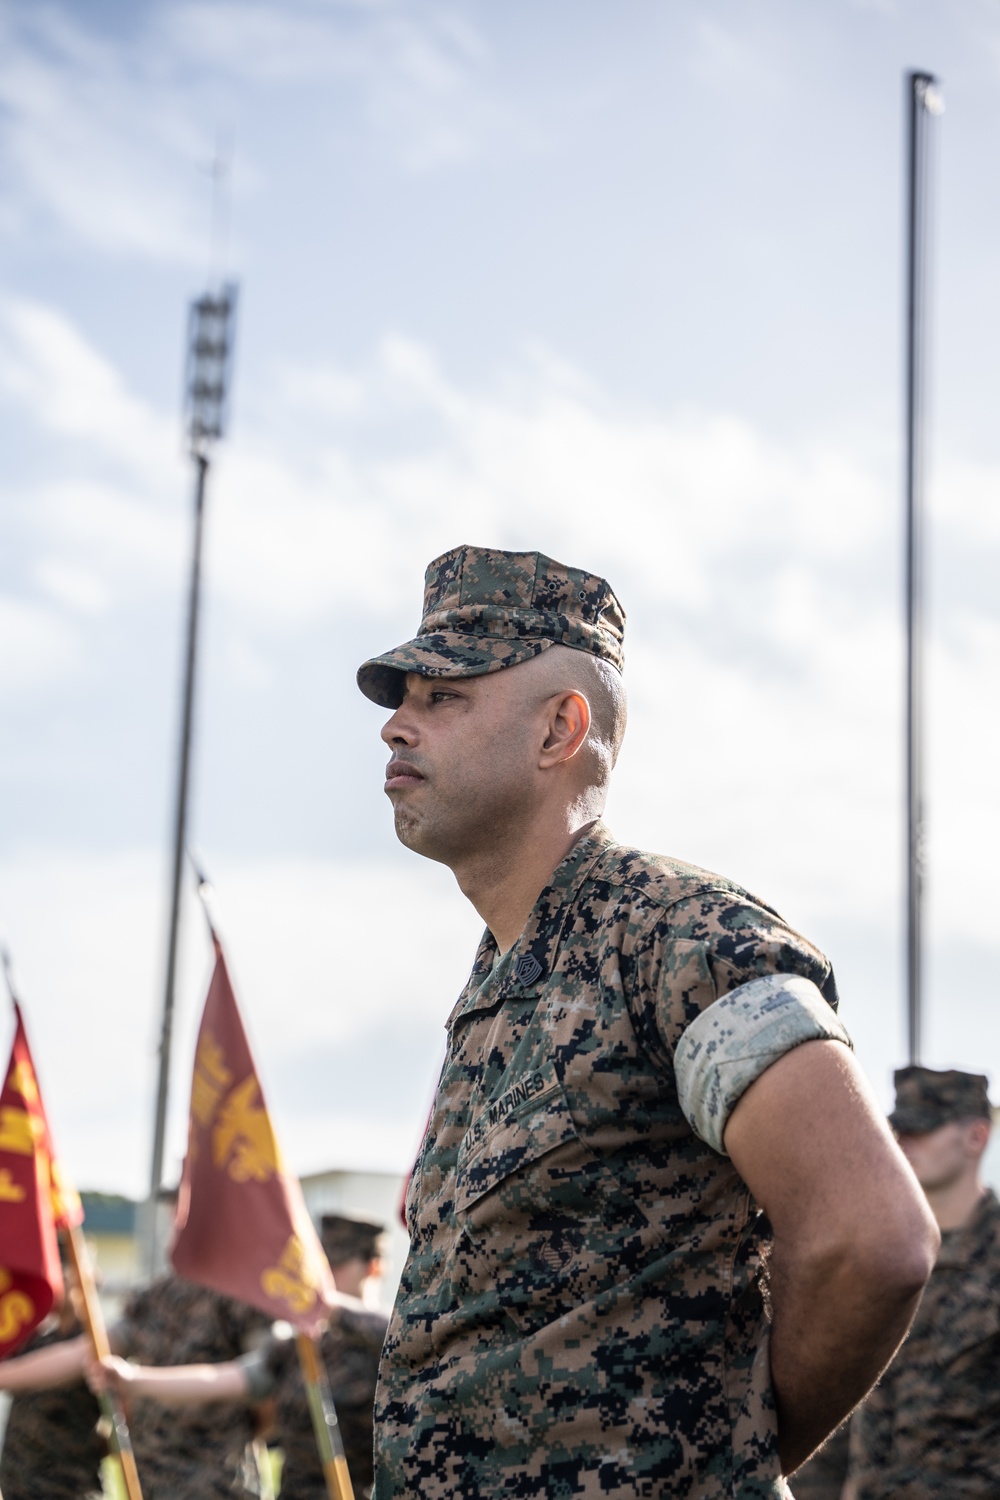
xmin=582 ymin=852 xmax=771 ymax=920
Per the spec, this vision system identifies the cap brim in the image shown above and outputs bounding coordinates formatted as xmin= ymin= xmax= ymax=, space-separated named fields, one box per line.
xmin=357 ymin=632 xmax=554 ymax=708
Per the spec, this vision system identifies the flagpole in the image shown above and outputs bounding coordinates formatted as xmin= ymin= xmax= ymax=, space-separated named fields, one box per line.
xmin=191 ymin=850 xmax=223 ymax=944
xmin=295 ymin=1333 xmax=356 ymax=1500
xmin=903 ymin=70 xmax=942 ymax=1065
xmin=63 ymin=1226 xmax=145 ymax=1500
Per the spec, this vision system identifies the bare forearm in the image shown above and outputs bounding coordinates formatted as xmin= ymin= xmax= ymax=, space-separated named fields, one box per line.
xmin=0 ymin=1335 xmax=87 ymax=1391
xmin=723 ymin=1041 xmax=938 ymax=1477
xmin=769 ymin=1243 xmax=922 ymax=1473
xmin=112 ymin=1362 xmax=249 ymax=1405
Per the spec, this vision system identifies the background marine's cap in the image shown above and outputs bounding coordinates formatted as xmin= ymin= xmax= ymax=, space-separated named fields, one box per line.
xmin=319 ymin=1213 xmax=384 ymax=1266
xmin=357 ymin=544 xmax=625 ymax=709
xmin=889 ymin=1066 xmax=993 ymax=1134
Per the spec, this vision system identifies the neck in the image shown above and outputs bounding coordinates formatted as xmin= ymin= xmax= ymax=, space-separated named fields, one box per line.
xmin=454 ymin=806 xmax=600 ymax=953
xmin=925 ymin=1173 xmax=986 ymax=1232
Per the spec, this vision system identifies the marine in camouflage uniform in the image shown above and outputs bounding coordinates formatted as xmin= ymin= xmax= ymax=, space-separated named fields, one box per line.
xmin=848 ymin=1068 xmax=1000 ymax=1499
xmin=356 ymin=546 xmax=933 ymax=1500
xmin=0 ymin=1319 xmax=104 ymax=1500
xmin=114 ymin=1274 xmax=270 ymax=1500
xmin=241 ymin=1215 xmax=388 ymax=1498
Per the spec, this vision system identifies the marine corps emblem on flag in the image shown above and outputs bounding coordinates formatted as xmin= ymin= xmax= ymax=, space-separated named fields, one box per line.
xmin=213 ymin=1074 xmax=281 ymax=1183
xmin=171 ymin=939 xmax=334 ymax=1334
xmin=0 ymin=1005 xmax=84 ymax=1360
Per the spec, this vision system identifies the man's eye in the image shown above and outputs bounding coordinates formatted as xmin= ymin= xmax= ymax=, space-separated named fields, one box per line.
xmin=429 ymin=691 xmax=456 ymax=704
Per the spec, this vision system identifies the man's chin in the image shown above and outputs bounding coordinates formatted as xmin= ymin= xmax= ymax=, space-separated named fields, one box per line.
xmin=393 ymin=810 xmax=453 ymax=867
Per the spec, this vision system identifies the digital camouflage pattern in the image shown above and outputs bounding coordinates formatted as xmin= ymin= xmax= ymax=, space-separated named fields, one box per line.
xmin=375 ymin=822 xmax=843 ymax=1500
xmin=115 ymin=1275 xmax=269 ymax=1500
xmin=0 ymin=1323 xmax=104 ymax=1499
xmin=888 ymin=1065 xmax=992 ymax=1134
xmin=848 ymin=1187 xmax=1000 ymax=1499
xmin=356 ymin=546 xmax=626 ymax=709
xmin=788 ymin=1422 xmax=849 ymax=1500
xmin=249 ymin=1303 xmax=387 ymax=1498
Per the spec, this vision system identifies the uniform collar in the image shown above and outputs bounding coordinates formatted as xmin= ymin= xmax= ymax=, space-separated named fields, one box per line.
xmin=447 ymin=820 xmax=618 ymax=1028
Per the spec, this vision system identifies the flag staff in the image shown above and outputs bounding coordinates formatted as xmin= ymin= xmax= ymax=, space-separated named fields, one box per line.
xmin=903 ymin=71 xmax=942 ymax=1066
xmin=295 ymin=1331 xmax=357 ymax=1500
xmin=145 ymin=284 xmax=237 ymax=1275
xmin=63 ymin=1229 xmax=146 ymax=1500
xmin=0 ymin=946 xmax=145 ymax=1500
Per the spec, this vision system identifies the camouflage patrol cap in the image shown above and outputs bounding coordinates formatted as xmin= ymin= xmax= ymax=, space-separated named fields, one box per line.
xmin=357 ymin=544 xmax=625 ymax=709
xmin=889 ymin=1066 xmax=993 ymax=1134
xmin=320 ymin=1213 xmax=384 ymax=1266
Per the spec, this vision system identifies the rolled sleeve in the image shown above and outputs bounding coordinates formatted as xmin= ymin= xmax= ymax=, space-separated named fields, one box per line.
xmin=674 ymin=972 xmax=853 ymax=1155
xmin=239 ymin=1344 xmax=278 ymax=1402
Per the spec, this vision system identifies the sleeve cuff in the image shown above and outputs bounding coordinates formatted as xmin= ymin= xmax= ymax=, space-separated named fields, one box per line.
xmin=674 ymin=973 xmax=853 ymax=1155
xmin=239 ymin=1345 xmax=276 ymax=1402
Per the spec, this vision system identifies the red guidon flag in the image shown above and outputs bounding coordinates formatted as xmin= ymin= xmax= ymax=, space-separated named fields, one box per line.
xmin=0 ymin=1004 xmax=84 ymax=1359
xmin=171 ymin=939 xmax=334 ymax=1333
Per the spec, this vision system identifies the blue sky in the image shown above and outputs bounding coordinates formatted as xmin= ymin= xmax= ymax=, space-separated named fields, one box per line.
xmin=1 ymin=0 xmax=998 ymax=1196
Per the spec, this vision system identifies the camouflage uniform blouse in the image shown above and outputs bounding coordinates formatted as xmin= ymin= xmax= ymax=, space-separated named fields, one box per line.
xmin=115 ymin=1275 xmax=269 ymax=1500
xmin=0 ymin=1324 xmax=104 ymax=1499
xmin=375 ymin=823 xmax=846 ymax=1500
xmin=849 ymin=1187 xmax=1000 ymax=1498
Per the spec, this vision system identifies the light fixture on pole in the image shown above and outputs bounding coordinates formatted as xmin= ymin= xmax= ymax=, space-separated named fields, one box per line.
xmin=145 ymin=283 xmax=238 ymax=1273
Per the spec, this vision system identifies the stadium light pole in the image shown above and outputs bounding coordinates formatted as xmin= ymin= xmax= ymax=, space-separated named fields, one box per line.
xmin=145 ymin=285 xmax=238 ymax=1273
xmin=903 ymin=73 xmax=941 ymax=1067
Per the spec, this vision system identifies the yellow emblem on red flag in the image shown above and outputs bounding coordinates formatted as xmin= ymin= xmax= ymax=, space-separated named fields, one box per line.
xmin=0 ymin=1004 xmax=84 ymax=1360
xmin=171 ymin=940 xmax=334 ymax=1333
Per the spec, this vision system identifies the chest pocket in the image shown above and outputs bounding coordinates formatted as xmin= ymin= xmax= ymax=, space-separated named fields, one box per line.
xmin=454 ymin=1065 xmax=659 ymax=1334
xmin=456 ymin=1066 xmax=579 ymax=1211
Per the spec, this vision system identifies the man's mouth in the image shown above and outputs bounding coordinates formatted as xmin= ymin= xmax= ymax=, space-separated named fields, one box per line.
xmin=385 ymin=760 xmax=425 ymax=792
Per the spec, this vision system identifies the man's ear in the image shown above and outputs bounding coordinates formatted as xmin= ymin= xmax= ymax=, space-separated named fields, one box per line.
xmin=967 ymin=1118 xmax=991 ymax=1157
xmin=539 ymin=691 xmax=591 ymax=768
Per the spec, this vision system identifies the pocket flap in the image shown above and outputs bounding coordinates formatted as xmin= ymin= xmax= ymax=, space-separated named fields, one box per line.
xmin=456 ymin=1065 xmax=579 ymax=1211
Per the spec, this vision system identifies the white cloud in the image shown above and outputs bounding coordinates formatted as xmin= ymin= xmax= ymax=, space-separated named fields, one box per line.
xmin=0 ymin=0 xmax=512 ymax=262
xmin=34 ymin=559 xmax=110 ymax=615
xmin=935 ymin=456 xmax=1000 ymax=545
xmin=0 ymin=299 xmax=180 ymax=474
xmin=0 ymin=9 xmax=207 ymax=261
xmin=0 ymin=595 xmax=81 ymax=691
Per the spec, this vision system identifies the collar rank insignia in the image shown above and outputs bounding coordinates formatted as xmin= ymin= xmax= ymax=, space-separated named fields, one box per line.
xmin=513 ymin=954 xmax=543 ymax=986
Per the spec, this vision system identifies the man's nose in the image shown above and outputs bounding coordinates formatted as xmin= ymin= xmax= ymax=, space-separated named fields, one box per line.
xmin=381 ymin=706 xmax=416 ymax=747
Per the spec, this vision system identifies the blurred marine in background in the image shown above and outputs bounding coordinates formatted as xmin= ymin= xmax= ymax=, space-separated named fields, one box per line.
xmin=846 ymin=1067 xmax=1000 ymax=1499
xmin=357 ymin=544 xmax=938 ymax=1499
xmin=90 ymin=1214 xmax=388 ymax=1499
xmin=0 ymin=1290 xmax=103 ymax=1500
xmin=0 ymin=1273 xmax=270 ymax=1498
